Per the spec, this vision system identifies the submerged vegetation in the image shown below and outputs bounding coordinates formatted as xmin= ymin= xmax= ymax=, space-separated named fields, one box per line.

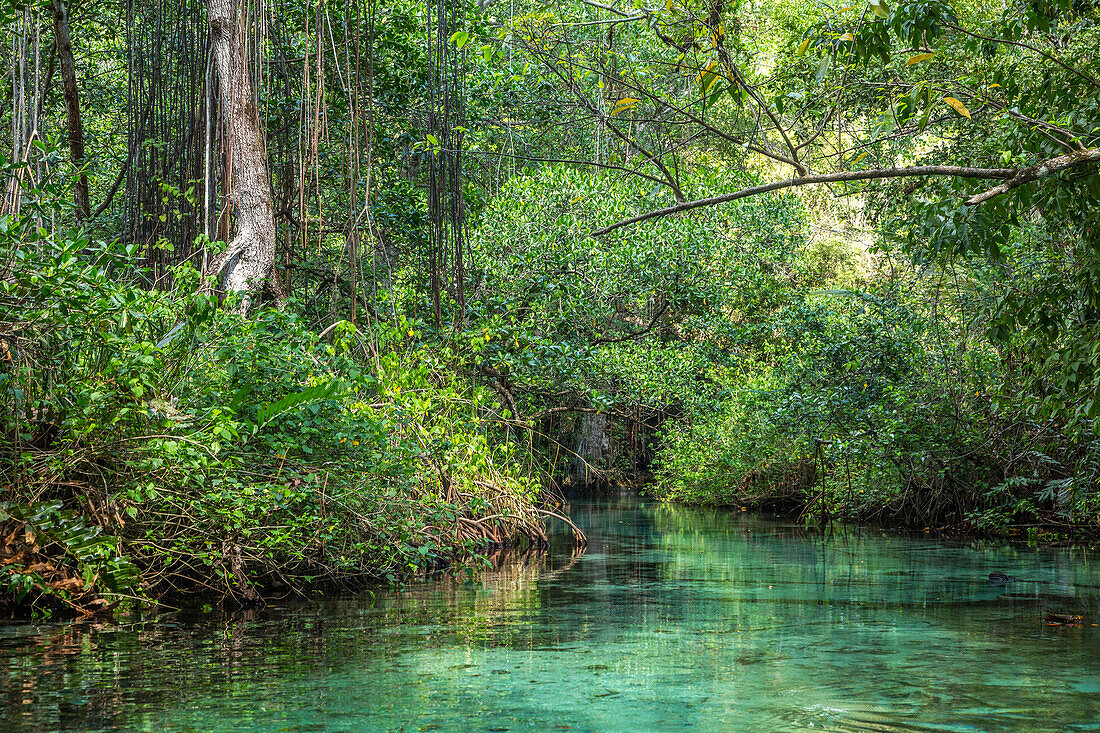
xmin=1 ymin=0 xmax=1098 ymax=615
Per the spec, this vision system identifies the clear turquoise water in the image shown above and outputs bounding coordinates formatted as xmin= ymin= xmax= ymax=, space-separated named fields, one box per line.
xmin=2 ymin=496 xmax=1100 ymax=732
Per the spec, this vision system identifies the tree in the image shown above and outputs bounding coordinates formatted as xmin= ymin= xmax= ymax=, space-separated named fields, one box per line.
xmin=49 ymin=0 xmax=90 ymax=221
xmin=202 ymin=0 xmax=282 ymax=314
xmin=491 ymin=0 xmax=1100 ymax=422
xmin=495 ymin=0 xmax=1097 ymax=234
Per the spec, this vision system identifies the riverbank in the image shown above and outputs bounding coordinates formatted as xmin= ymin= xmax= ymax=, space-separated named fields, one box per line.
xmin=0 ymin=282 xmax=565 ymax=619
xmin=646 ymin=474 xmax=1100 ymax=545
xmin=0 ymin=462 xmax=562 ymax=619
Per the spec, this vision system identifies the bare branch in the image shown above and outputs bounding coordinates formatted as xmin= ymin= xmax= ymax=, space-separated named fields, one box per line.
xmin=946 ymin=22 xmax=1100 ymax=90
xmin=462 ymin=149 xmax=672 ymax=189
xmin=591 ymin=165 xmax=1017 ymax=236
xmin=966 ymin=148 xmax=1100 ymax=205
xmin=575 ymin=0 xmax=632 ymax=17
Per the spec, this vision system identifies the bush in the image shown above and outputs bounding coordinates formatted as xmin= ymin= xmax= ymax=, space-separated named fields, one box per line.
xmin=653 ymin=276 xmax=1100 ymax=533
xmin=0 ymin=214 xmax=547 ymax=616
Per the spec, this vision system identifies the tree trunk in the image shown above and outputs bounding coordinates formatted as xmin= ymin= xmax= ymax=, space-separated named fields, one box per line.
xmin=204 ymin=0 xmax=281 ymax=314
xmin=571 ymin=412 xmax=612 ymax=487
xmin=49 ymin=0 xmax=90 ymax=220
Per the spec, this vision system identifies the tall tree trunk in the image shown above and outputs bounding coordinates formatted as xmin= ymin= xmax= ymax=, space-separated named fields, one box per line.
xmin=49 ymin=0 xmax=90 ymax=220
xmin=204 ymin=0 xmax=281 ymax=314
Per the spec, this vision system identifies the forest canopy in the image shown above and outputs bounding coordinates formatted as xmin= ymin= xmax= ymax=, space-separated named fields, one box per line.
xmin=1 ymin=0 xmax=1098 ymax=615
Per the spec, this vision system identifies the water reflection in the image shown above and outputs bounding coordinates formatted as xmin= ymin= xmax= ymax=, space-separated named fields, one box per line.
xmin=2 ymin=495 xmax=1098 ymax=732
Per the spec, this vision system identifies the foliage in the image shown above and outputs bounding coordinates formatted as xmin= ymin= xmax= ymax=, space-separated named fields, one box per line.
xmin=3 ymin=0 xmax=1100 ymax=616
xmin=0 ymin=192 xmax=547 ymax=615
xmin=465 ymin=164 xmax=810 ymax=408
xmin=654 ymin=248 xmax=1100 ymax=532
xmin=463 ymin=0 xmax=1100 ymax=535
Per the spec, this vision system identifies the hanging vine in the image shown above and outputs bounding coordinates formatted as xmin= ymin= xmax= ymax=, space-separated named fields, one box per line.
xmin=124 ymin=0 xmax=208 ymax=282
xmin=427 ymin=0 xmax=467 ymax=331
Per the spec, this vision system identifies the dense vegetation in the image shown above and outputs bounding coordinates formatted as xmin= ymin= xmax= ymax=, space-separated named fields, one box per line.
xmin=1 ymin=0 xmax=1097 ymax=616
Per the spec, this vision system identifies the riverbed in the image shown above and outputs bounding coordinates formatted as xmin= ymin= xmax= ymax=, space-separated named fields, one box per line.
xmin=2 ymin=495 xmax=1099 ymax=732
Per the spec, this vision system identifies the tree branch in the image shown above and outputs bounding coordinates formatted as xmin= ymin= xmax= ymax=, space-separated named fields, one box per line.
xmin=527 ymin=405 xmax=608 ymax=421
xmin=461 ymin=149 xmax=671 ymax=189
xmin=965 ymin=148 xmax=1100 ymax=205
xmin=947 ymin=23 xmax=1100 ymax=90
xmin=593 ymin=302 xmax=669 ymax=344
xmin=591 ymin=164 xmax=1017 ymax=236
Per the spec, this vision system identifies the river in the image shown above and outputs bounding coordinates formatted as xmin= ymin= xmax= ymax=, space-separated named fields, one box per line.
xmin=2 ymin=495 xmax=1099 ymax=732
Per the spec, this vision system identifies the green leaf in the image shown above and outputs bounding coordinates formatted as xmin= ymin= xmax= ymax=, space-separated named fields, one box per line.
xmin=449 ymin=31 xmax=469 ymax=49
xmin=256 ymin=381 xmax=341 ymax=430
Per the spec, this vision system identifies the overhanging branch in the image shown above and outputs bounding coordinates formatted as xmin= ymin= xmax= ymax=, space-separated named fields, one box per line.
xmin=590 ymin=164 xmax=1021 ymax=236
xmin=966 ymin=148 xmax=1100 ymax=205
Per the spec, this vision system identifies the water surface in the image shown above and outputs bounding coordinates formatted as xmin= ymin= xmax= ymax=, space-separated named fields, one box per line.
xmin=2 ymin=496 xmax=1099 ymax=732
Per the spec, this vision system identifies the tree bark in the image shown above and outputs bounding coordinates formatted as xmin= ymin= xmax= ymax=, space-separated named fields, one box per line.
xmin=204 ymin=0 xmax=281 ymax=314
xmin=49 ymin=0 xmax=90 ymax=220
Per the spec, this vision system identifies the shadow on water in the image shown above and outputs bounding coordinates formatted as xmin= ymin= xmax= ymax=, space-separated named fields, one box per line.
xmin=2 ymin=494 xmax=1099 ymax=732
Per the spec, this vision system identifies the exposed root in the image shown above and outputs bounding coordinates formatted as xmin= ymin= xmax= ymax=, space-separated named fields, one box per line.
xmin=535 ymin=507 xmax=588 ymax=547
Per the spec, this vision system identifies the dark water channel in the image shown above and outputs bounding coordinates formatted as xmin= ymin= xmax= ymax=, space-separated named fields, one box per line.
xmin=3 ymin=495 xmax=1100 ymax=732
